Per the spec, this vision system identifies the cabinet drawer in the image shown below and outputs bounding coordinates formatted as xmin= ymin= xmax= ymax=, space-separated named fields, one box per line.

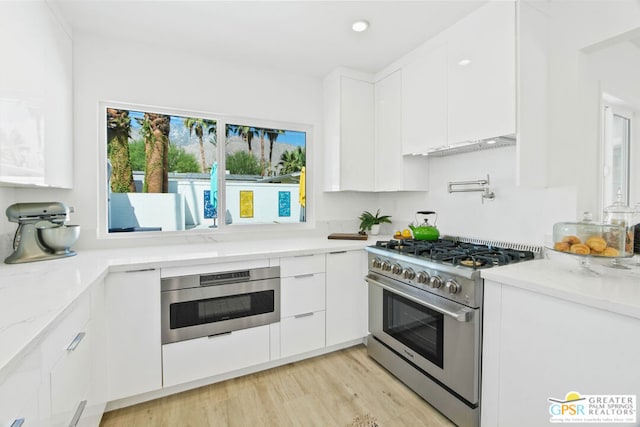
xmin=280 ymin=254 xmax=325 ymax=277
xmin=162 ymin=325 xmax=271 ymax=387
xmin=280 ymin=311 xmax=325 ymax=358
xmin=49 ymin=319 xmax=92 ymax=426
xmin=0 ymin=349 xmax=41 ymax=427
xmin=281 ymin=273 xmax=326 ymax=318
xmin=42 ymin=295 xmax=91 ymax=372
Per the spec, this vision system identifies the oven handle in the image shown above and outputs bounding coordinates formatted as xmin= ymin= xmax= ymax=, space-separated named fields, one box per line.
xmin=365 ymin=275 xmax=474 ymax=323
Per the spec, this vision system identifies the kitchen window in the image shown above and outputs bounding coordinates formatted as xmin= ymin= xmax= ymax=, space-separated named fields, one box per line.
xmin=602 ymin=103 xmax=632 ymax=207
xmin=100 ymin=102 xmax=308 ymax=236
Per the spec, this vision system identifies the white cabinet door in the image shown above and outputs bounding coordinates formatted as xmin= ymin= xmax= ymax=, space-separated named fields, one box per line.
xmin=0 ymin=1 xmax=72 ymax=188
xmin=323 ymin=69 xmax=375 ymax=192
xmin=162 ymin=325 xmax=270 ymax=387
xmin=447 ymin=1 xmax=516 ymax=144
xmin=105 ymin=269 xmax=162 ymax=401
xmin=482 ymin=281 xmax=640 ymax=427
xmin=340 ymin=76 xmax=375 ymax=191
xmin=375 ymin=70 xmax=403 ymax=191
xmin=325 ymin=250 xmax=368 ymax=347
xmin=402 ymin=43 xmax=448 ymax=153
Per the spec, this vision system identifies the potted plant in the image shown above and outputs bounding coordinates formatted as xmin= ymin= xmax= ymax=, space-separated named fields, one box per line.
xmin=359 ymin=209 xmax=392 ymax=235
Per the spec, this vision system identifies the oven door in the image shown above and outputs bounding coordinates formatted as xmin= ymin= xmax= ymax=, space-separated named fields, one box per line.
xmin=161 ymin=278 xmax=280 ymax=344
xmin=366 ymin=272 xmax=480 ymax=404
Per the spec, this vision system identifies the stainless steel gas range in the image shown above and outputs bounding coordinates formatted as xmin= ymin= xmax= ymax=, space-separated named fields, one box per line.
xmin=365 ymin=238 xmax=537 ymax=427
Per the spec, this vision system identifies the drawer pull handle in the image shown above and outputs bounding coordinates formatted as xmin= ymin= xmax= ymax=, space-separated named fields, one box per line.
xmin=125 ymin=268 xmax=156 ymax=273
xmin=11 ymin=419 xmax=24 ymax=427
xmin=66 ymin=332 xmax=86 ymax=351
xmin=294 ymin=254 xmax=314 ymax=258
xmin=294 ymin=274 xmax=314 ymax=279
xmin=208 ymin=331 xmax=232 ymax=339
xmin=294 ymin=312 xmax=314 ymax=319
xmin=69 ymin=400 xmax=87 ymax=427
xmin=329 ymin=251 xmax=347 ymax=254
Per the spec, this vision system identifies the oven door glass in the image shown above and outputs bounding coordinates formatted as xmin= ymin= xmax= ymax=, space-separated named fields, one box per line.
xmin=382 ymin=289 xmax=444 ymax=368
xmin=170 ymin=290 xmax=275 ymax=330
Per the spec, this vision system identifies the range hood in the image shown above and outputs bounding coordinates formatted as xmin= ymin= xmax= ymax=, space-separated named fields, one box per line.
xmin=404 ymin=135 xmax=516 ymax=157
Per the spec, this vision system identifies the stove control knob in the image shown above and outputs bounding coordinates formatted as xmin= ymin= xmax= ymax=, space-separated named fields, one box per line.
xmin=392 ymin=263 xmax=403 ymax=275
xmin=381 ymin=261 xmax=392 ymax=271
xmin=403 ymin=268 xmax=416 ymax=280
xmin=416 ymin=271 xmax=430 ymax=284
xmin=445 ymin=279 xmax=461 ymax=295
xmin=429 ymin=276 xmax=443 ymax=289
xmin=372 ymin=258 xmax=382 ymax=269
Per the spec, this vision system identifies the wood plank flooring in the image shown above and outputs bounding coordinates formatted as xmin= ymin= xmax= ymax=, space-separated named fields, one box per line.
xmin=100 ymin=345 xmax=455 ymax=427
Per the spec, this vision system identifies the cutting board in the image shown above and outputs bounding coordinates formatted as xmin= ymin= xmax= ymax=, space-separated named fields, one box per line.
xmin=327 ymin=233 xmax=368 ymax=240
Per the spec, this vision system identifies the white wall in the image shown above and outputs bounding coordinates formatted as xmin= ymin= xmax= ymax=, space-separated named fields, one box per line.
xmin=379 ymin=147 xmax=576 ymax=246
xmin=2 ymin=32 xmax=379 ymax=252
xmin=546 ymin=0 xmax=640 ymax=218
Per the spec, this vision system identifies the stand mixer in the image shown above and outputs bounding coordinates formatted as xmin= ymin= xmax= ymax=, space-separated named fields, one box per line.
xmin=5 ymin=202 xmax=80 ymax=264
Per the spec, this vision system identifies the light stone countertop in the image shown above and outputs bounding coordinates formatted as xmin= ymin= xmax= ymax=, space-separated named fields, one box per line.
xmin=481 ymin=254 xmax=640 ymax=320
xmin=0 ymin=236 xmax=375 ymax=383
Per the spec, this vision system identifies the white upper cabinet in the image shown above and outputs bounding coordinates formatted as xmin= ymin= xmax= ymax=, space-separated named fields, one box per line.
xmin=0 ymin=1 xmax=73 ymax=188
xmin=402 ymin=43 xmax=448 ymax=154
xmin=375 ymin=70 xmax=403 ymax=191
xmin=446 ymin=1 xmax=516 ymax=145
xmin=323 ymin=69 xmax=375 ymax=192
xmin=324 ymin=68 xmax=428 ymax=192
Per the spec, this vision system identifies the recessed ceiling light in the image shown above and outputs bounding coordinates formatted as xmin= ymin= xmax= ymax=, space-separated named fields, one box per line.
xmin=458 ymin=59 xmax=472 ymax=66
xmin=486 ymin=139 xmax=497 ymax=145
xmin=352 ymin=20 xmax=369 ymax=32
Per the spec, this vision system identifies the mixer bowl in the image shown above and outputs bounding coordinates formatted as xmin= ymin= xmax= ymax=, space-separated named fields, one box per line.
xmin=38 ymin=225 xmax=80 ymax=254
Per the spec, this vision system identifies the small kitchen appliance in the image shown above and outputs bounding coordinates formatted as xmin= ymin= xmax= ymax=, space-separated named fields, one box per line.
xmin=408 ymin=211 xmax=440 ymax=240
xmin=365 ymin=237 xmax=539 ymax=427
xmin=5 ymin=202 xmax=79 ymax=264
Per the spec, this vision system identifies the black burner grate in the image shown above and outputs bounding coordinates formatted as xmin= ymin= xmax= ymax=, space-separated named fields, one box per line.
xmin=373 ymin=239 xmax=534 ymax=269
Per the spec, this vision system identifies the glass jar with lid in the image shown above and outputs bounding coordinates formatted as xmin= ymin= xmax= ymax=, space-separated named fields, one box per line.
xmin=552 ymin=211 xmax=626 ymax=257
xmin=603 ymin=190 xmax=635 ymax=256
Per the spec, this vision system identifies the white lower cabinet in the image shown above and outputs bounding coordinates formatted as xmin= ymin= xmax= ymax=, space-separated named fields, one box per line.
xmin=280 ymin=311 xmax=326 ymax=358
xmin=279 ymin=255 xmax=327 ymax=358
xmin=162 ymin=325 xmax=271 ymax=387
xmin=326 ymin=250 xmax=368 ymax=347
xmin=104 ymin=269 xmax=162 ymax=402
xmin=48 ymin=322 xmax=92 ymax=427
xmin=0 ymin=348 xmax=41 ymax=427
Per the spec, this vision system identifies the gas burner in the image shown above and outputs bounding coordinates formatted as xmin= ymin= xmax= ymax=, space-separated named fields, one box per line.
xmin=372 ymin=239 xmax=534 ymax=269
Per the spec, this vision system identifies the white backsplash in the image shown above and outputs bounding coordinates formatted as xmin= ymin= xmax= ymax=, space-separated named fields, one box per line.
xmin=380 ymin=146 xmax=577 ymax=246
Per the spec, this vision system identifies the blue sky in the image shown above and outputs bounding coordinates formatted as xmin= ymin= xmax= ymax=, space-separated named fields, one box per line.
xmin=126 ymin=110 xmax=305 ymax=147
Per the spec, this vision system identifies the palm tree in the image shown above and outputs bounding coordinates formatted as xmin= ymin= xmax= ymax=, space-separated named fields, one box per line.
xmin=138 ymin=112 xmax=170 ymax=193
xmin=278 ymin=146 xmax=306 ymax=175
xmin=257 ymin=128 xmax=266 ymax=176
xmin=236 ymin=126 xmax=258 ymax=155
xmin=184 ymin=117 xmax=216 ymax=172
xmin=265 ymin=129 xmax=285 ymax=175
xmin=106 ymin=108 xmax=135 ymax=193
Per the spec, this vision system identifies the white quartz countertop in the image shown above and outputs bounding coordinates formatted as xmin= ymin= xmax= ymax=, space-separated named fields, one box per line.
xmin=0 ymin=236 xmax=375 ymax=383
xmin=481 ymin=255 xmax=640 ymax=320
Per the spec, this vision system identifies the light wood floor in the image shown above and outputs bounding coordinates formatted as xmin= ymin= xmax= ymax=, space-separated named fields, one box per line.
xmin=100 ymin=345 xmax=455 ymax=427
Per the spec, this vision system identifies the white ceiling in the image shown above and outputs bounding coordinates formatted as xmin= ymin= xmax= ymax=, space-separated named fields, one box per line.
xmin=55 ymin=0 xmax=487 ymax=77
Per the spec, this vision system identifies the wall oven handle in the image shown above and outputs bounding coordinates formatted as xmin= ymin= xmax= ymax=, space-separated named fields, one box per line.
xmin=365 ymin=276 xmax=473 ymax=322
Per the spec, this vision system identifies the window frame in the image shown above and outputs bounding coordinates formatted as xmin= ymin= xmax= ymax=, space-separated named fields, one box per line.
xmin=97 ymin=100 xmax=314 ymax=241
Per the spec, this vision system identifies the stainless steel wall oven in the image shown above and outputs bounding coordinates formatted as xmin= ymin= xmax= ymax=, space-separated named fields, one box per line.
xmin=161 ymin=266 xmax=280 ymax=344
